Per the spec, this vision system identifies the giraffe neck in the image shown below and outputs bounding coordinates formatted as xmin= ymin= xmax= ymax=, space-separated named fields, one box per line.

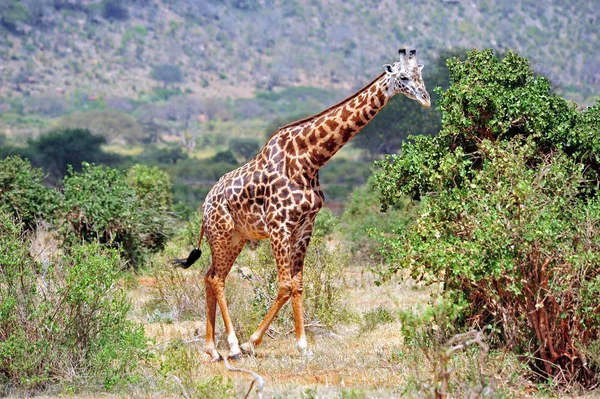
xmin=274 ymin=72 xmax=391 ymax=181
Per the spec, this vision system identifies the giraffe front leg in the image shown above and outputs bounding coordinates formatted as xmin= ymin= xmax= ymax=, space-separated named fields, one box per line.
xmin=241 ymin=232 xmax=293 ymax=355
xmin=291 ymin=271 xmax=307 ymax=354
xmin=290 ymin=224 xmax=314 ymax=355
xmin=240 ymin=281 xmax=292 ymax=355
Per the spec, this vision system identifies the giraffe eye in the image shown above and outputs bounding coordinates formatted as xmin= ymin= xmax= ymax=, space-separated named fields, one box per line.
xmin=400 ymin=75 xmax=409 ymax=81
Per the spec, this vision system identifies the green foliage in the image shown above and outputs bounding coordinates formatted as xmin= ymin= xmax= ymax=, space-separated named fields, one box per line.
xmin=312 ymin=207 xmax=338 ymax=239
xmin=339 ymin=181 xmax=418 ymax=261
xmin=150 ymin=64 xmax=184 ymax=87
xmin=126 ymin=164 xmax=175 ymax=252
xmin=0 ymin=156 xmax=59 ymax=230
xmin=373 ymin=49 xmax=600 ymax=386
xmin=102 ymin=0 xmax=129 ymax=21
xmin=0 ymin=213 xmax=146 ymax=393
xmin=319 ymin=157 xmax=372 ymax=202
xmin=26 ymin=128 xmax=119 ymax=185
xmin=228 ymin=137 xmax=261 ymax=162
xmin=0 ymin=1 xmax=32 ymax=32
xmin=61 ymin=163 xmax=174 ymax=266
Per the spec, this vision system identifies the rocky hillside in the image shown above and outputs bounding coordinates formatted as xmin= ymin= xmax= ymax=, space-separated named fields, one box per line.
xmin=0 ymin=0 xmax=598 ymax=104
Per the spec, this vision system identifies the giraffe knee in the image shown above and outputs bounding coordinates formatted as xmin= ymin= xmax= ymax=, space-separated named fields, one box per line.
xmin=278 ymin=282 xmax=293 ymax=300
xmin=291 ymin=280 xmax=303 ymax=296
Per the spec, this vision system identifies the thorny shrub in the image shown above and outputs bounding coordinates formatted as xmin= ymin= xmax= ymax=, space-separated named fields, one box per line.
xmin=61 ymin=163 xmax=174 ymax=267
xmin=0 ymin=156 xmax=59 ymax=231
xmin=0 ymin=212 xmax=146 ymax=394
xmin=374 ymin=49 xmax=600 ymax=387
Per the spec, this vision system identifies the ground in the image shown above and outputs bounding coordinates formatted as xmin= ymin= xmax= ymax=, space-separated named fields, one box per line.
xmin=28 ymin=262 xmax=599 ymax=398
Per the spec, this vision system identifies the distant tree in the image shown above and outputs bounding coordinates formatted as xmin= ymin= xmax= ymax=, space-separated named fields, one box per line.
xmin=26 ymin=128 xmax=119 ymax=186
xmin=211 ymin=150 xmax=238 ymax=165
xmin=229 ymin=137 xmax=261 ymax=161
xmin=150 ymin=63 xmax=184 ymax=88
xmin=102 ymin=0 xmax=129 ymax=21
xmin=0 ymin=1 xmax=32 ymax=32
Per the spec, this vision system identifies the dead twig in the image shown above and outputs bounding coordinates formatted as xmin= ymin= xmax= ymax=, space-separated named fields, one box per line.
xmin=221 ymin=351 xmax=265 ymax=399
xmin=172 ymin=375 xmax=191 ymax=399
xmin=436 ymin=330 xmax=490 ymax=399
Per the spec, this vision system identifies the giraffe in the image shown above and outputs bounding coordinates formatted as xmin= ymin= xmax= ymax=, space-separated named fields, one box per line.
xmin=174 ymin=48 xmax=430 ymax=362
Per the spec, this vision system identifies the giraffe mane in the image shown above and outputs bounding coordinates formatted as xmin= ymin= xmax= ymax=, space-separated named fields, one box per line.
xmin=273 ymin=71 xmax=387 ymax=134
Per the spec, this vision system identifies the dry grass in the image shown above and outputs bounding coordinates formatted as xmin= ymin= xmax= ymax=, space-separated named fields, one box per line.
xmin=19 ymin=257 xmax=599 ymax=399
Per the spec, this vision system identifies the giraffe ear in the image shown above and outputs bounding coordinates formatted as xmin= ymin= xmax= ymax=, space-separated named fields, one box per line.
xmin=383 ymin=64 xmax=393 ymax=74
xmin=418 ymin=64 xmax=424 ymax=72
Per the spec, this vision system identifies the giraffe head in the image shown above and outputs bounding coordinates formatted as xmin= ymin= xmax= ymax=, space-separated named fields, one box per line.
xmin=383 ymin=48 xmax=430 ymax=108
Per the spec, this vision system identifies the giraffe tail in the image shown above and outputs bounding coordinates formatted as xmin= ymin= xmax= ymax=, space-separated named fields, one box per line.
xmin=172 ymin=224 xmax=204 ymax=269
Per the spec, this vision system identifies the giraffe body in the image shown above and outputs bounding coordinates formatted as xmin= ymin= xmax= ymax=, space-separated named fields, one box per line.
xmin=175 ymin=49 xmax=430 ymax=361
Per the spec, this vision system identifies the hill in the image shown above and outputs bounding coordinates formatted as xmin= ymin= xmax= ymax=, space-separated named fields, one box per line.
xmin=0 ymin=0 xmax=598 ymax=105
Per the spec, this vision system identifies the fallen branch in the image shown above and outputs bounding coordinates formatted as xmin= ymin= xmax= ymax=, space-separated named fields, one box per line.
xmin=221 ymin=351 xmax=265 ymax=399
xmin=172 ymin=375 xmax=191 ymax=399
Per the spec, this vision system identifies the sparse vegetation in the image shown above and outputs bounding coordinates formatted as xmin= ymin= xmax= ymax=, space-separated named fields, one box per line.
xmin=1 ymin=6 xmax=599 ymax=393
xmin=0 ymin=213 xmax=146 ymax=394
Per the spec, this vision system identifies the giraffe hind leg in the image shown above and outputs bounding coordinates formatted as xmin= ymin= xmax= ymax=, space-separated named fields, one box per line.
xmin=204 ymin=234 xmax=247 ymax=361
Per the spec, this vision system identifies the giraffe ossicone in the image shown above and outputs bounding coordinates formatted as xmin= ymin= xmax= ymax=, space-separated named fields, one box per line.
xmin=174 ymin=48 xmax=430 ymax=362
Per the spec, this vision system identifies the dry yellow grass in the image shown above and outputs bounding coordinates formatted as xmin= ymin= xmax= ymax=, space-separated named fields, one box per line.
xmin=22 ymin=262 xmax=599 ymax=399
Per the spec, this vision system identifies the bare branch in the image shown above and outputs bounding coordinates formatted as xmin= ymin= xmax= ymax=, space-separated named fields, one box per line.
xmin=172 ymin=375 xmax=191 ymax=399
xmin=221 ymin=352 xmax=265 ymax=399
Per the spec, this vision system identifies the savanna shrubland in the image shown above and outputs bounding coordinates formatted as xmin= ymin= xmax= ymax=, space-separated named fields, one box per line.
xmin=0 ymin=157 xmax=178 ymax=394
xmin=0 ymin=213 xmax=146 ymax=395
xmin=374 ymin=49 xmax=600 ymax=388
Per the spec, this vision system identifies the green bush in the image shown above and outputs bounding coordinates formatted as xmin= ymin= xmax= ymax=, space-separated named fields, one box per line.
xmin=61 ymin=163 xmax=174 ymax=266
xmin=126 ymin=164 xmax=175 ymax=252
xmin=0 ymin=156 xmax=59 ymax=230
xmin=373 ymin=49 xmax=600 ymax=387
xmin=61 ymin=163 xmax=140 ymax=264
xmin=0 ymin=1 xmax=32 ymax=32
xmin=0 ymin=213 xmax=146 ymax=393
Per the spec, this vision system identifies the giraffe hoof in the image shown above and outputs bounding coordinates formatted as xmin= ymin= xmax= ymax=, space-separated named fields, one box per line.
xmin=210 ymin=353 xmax=224 ymax=363
xmin=227 ymin=352 xmax=242 ymax=361
xmin=240 ymin=342 xmax=255 ymax=356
